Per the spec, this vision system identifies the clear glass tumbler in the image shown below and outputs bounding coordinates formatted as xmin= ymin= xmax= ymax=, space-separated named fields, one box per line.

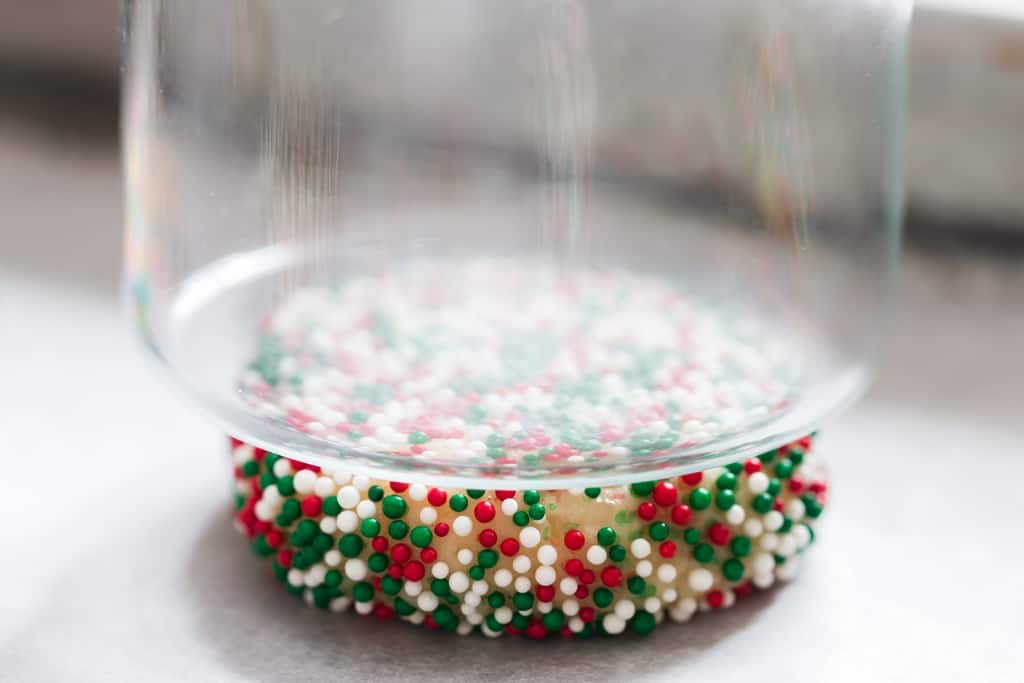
xmin=123 ymin=0 xmax=910 ymax=489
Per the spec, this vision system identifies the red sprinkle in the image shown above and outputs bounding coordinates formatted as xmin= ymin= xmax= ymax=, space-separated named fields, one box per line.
xmin=389 ymin=482 xmax=409 ymax=493
xmin=390 ymin=543 xmax=411 ymax=564
xmin=708 ymin=523 xmax=730 ymax=546
xmin=659 ymin=541 xmax=677 ymax=558
xmin=564 ymin=529 xmax=585 ymax=550
xmin=637 ymin=502 xmax=657 ymax=521
xmin=301 ymin=496 xmax=322 ymax=517
xmin=580 ymin=569 xmax=596 ymax=585
xmin=434 ymin=522 xmax=450 ymax=537
xmin=420 ymin=547 xmax=438 ymax=564
xmin=371 ymin=536 xmax=389 ymax=553
xmin=474 ymin=501 xmax=496 ymax=523
xmin=579 ymin=607 xmax=595 ymax=623
xmin=495 ymin=490 xmax=515 ymax=500
xmin=403 ymin=561 xmax=425 ymax=581
xmin=427 ymin=488 xmax=448 ymax=506
xmin=681 ymin=472 xmax=704 ymax=486
xmin=565 ymin=559 xmax=584 ymax=576
xmin=277 ymin=549 xmax=293 ymax=568
xmin=478 ymin=529 xmax=498 ymax=547
xmin=601 ymin=566 xmax=623 ymax=587
xmin=536 ymin=585 xmax=555 ymax=602
xmin=669 ymin=503 xmax=691 ymax=527
xmin=707 ymin=590 xmax=725 ymax=609
xmin=526 ymin=621 xmax=548 ymax=639
xmin=744 ymin=458 xmax=762 ymax=474
xmin=652 ymin=481 xmax=678 ymax=507
xmin=500 ymin=538 xmax=520 ymax=557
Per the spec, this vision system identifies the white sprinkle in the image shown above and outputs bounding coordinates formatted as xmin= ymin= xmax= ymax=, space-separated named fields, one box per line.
xmin=472 ymin=580 xmax=489 ymax=596
xmin=336 ymin=510 xmax=358 ymax=532
xmin=748 ymin=472 xmax=769 ymax=494
xmin=432 ymin=562 xmax=450 ymax=579
xmin=319 ymin=516 xmax=337 ymax=533
xmin=323 ymin=550 xmax=342 ymax=567
xmin=761 ymin=533 xmax=780 ymax=551
xmin=559 ymin=577 xmax=578 ymax=595
xmin=514 ymin=576 xmax=532 ymax=593
xmin=457 ymin=548 xmax=474 ymax=565
xmin=785 ymin=498 xmax=806 ymax=521
xmin=419 ymin=507 xmax=438 ymax=524
xmin=452 ymin=515 xmax=473 ymax=536
xmin=535 ymin=566 xmax=556 ymax=585
xmin=636 ymin=560 xmax=653 ymax=578
xmin=501 ymin=499 xmax=519 ymax=516
xmin=644 ymin=597 xmax=662 ymax=613
xmin=494 ymin=607 xmax=513 ymax=624
xmin=352 ymin=475 xmax=370 ymax=491
xmin=614 ymin=600 xmax=636 ymax=620
xmin=562 ymin=599 xmax=580 ymax=616
xmin=449 ymin=572 xmax=469 ymax=593
xmin=404 ymin=581 xmax=422 ymax=597
xmin=408 ymin=484 xmax=427 ymax=501
xmin=417 ymin=593 xmax=439 ymax=611
xmin=293 ymin=469 xmax=317 ymax=495
xmin=586 ymin=545 xmax=607 ymax=565
xmin=689 ymin=568 xmax=714 ymax=592
xmin=519 ymin=527 xmax=541 ymax=548
xmin=753 ymin=552 xmax=775 ymax=575
xmin=337 ymin=486 xmax=360 ymax=509
xmin=657 ymin=563 xmax=677 ymax=583
xmin=537 ymin=545 xmax=558 ymax=566
xmin=726 ymin=504 xmax=746 ymax=525
xmin=314 ymin=476 xmax=337 ymax=498
xmin=602 ymin=614 xmax=626 ymax=634
xmin=631 ymin=538 xmax=652 ymax=559
xmin=355 ymin=500 xmax=376 ymax=519
xmin=764 ymin=511 xmax=784 ymax=531
xmin=512 ymin=555 xmax=532 ymax=574
xmin=273 ymin=459 xmax=292 ymax=477
xmin=494 ymin=569 xmax=513 ymax=588
xmin=744 ymin=518 xmax=764 ymax=538
xmin=344 ymin=559 xmax=367 ymax=581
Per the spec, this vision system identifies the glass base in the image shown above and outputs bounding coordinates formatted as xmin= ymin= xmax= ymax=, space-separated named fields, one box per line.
xmin=231 ymin=433 xmax=826 ymax=638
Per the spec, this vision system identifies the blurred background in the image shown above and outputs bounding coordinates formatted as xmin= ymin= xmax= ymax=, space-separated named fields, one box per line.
xmin=1 ymin=1 xmax=1021 ymax=682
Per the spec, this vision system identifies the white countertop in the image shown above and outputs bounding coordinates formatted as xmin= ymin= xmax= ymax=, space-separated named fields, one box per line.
xmin=1 ymin=127 xmax=1022 ymax=683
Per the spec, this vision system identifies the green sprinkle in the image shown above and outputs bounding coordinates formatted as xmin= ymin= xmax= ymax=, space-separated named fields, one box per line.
xmin=716 ymin=472 xmax=737 ymax=490
xmin=649 ymin=521 xmax=670 ymax=541
xmin=723 ymin=558 xmax=745 ymax=581
xmin=609 ymin=544 xmax=627 ymax=562
xmin=352 ymin=581 xmax=374 ymax=602
xmin=322 ymin=496 xmax=341 ymax=516
xmin=338 ymin=534 xmax=364 ymax=558
xmin=477 ymin=549 xmax=498 ymax=569
xmin=730 ymin=536 xmax=753 ymax=557
xmin=367 ymin=485 xmax=384 ymax=502
xmin=410 ymin=526 xmax=432 ymax=548
xmin=683 ymin=528 xmax=701 ymax=545
xmin=388 ymin=520 xmax=408 ymax=539
xmin=382 ymin=495 xmax=407 ymax=519
xmin=513 ymin=592 xmax=534 ymax=610
xmin=277 ymin=476 xmax=295 ymax=496
xmin=631 ymin=611 xmax=656 ymax=635
xmin=597 ymin=527 xmax=617 ymax=546
xmin=367 ymin=553 xmax=389 ymax=572
xmin=630 ymin=481 xmax=655 ymax=497
xmin=360 ymin=518 xmax=381 ymax=537
xmin=512 ymin=511 xmax=530 ymax=526
xmin=693 ymin=543 xmax=715 ymax=563
xmin=584 ymin=487 xmax=601 ymax=499
xmin=408 ymin=431 xmax=430 ymax=444
xmin=593 ymin=588 xmax=614 ymax=608
xmin=523 ymin=490 xmax=541 ymax=505
xmin=627 ymin=576 xmax=646 ymax=595
xmin=528 ymin=503 xmax=546 ymax=520
xmin=752 ymin=493 xmax=774 ymax=514
xmin=689 ymin=487 xmax=712 ymax=510
xmin=467 ymin=489 xmax=485 ymax=499
xmin=715 ymin=489 xmax=736 ymax=511
xmin=449 ymin=494 xmax=468 ymax=512
xmin=468 ymin=565 xmax=485 ymax=580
